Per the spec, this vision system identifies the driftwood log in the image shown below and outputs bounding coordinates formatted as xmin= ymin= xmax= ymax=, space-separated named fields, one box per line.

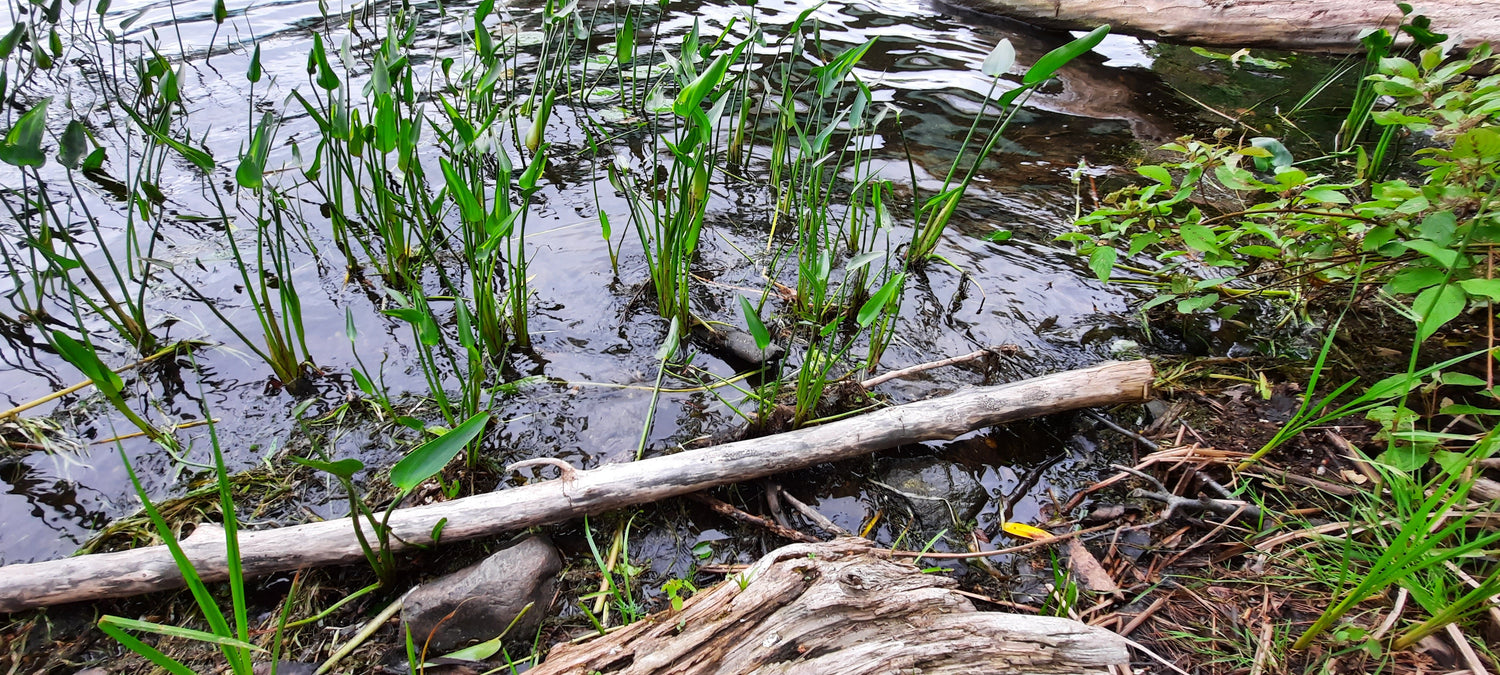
xmin=944 ymin=0 xmax=1500 ymax=51
xmin=531 ymin=538 xmax=1131 ymax=674
xmin=0 ymin=359 xmax=1152 ymax=613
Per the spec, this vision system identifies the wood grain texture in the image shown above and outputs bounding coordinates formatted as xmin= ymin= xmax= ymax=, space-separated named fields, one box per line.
xmin=531 ymin=538 xmax=1130 ymax=674
xmin=0 ymin=359 xmax=1152 ymax=613
xmin=942 ymin=0 xmax=1500 ymax=51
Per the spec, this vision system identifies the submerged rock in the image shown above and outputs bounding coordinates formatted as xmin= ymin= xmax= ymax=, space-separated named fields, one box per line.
xmin=874 ymin=457 xmax=988 ymax=527
xmin=401 ymin=535 xmax=562 ymax=653
xmin=694 ymin=324 xmax=785 ymax=365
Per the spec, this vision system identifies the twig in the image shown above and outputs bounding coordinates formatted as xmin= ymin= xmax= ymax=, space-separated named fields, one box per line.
xmin=1372 ymin=587 xmax=1408 ymax=641
xmin=1115 ymin=465 xmax=1263 ymax=525
xmin=1118 ymin=633 xmax=1193 ymax=675
xmin=315 ymin=593 xmax=405 ymax=675
xmin=1119 ymin=595 xmax=1169 ymax=637
xmin=1446 ymin=622 xmax=1491 ymax=675
xmin=1086 ymin=410 xmax=1161 ymax=452
xmin=859 ymin=345 xmax=1016 ymax=389
xmin=773 ymin=485 xmax=851 ymax=536
xmin=686 ymin=493 xmax=818 ymax=543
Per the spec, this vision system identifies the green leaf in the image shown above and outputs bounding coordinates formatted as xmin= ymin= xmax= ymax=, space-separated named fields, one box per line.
xmin=289 ymin=455 xmax=364 ymax=479
xmin=1387 ymin=267 xmax=1446 ymax=294
xmin=1136 ymin=164 xmax=1171 ymax=186
xmin=983 ymin=229 xmax=1013 ymax=243
xmin=58 ymin=120 xmax=88 ymax=169
xmin=389 ymin=412 xmax=491 ymax=493
xmin=1403 ymin=239 xmax=1459 ymax=268
xmin=247 ymin=44 xmax=262 ymax=83
xmin=1412 ymin=283 xmax=1466 ymax=342
xmin=311 ymin=34 xmax=340 ymax=90
xmin=981 ymin=39 xmax=1015 ymax=78
xmin=1459 ymin=278 xmax=1500 ymax=300
xmin=100 ymin=615 xmax=263 ymax=652
xmin=212 ymin=0 xmax=226 ymax=23
xmin=1377 ymin=444 xmax=1431 ymax=472
xmin=0 ymin=22 xmax=25 ymax=60
xmin=738 ymin=296 xmax=770 ymax=351
xmin=812 ymin=38 xmax=876 ymax=97
xmin=1176 ymin=293 xmax=1219 ymax=313
xmin=1088 ymin=246 xmax=1116 ymax=282
xmin=235 ymin=112 xmax=275 ymax=190
xmin=656 ymin=316 xmax=681 ymax=361
xmin=1178 ymin=224 xmax=1219 ymax=253
xmin=1 ymin=98 xmax=51 ymax=168
xmin=51 ymin=331 xmax=123 ymax=396
xmin=1214 ymin=165 xmax=1259 ymax=191
xmin=858 ymin=273 xmax=905 ymax=327
xmin=1440 ymin=372 xmax=1488 ymax=387
xmin=1022 ymin=25 xmax=1109 ymax=86
xmin=1302 ymin=187 xmax=1349 ymax=204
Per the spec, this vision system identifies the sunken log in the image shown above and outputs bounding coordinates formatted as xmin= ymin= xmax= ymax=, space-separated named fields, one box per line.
xmin=944 ymin=0 xmax=1500 ymax=51
xmin=0 ymin=359 xmax=1152 ymax=613
xmin=531 ymin=537 xmax=1130 ymax=674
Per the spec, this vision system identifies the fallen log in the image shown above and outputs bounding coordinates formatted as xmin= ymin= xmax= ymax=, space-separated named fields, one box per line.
xmin=0 ymin=359 xmax=1152 ymax=613
xmin=943 ymin=0 xmax=1500 ymax=51
xmin=530 ymin=537 xmax=1131 ymax=674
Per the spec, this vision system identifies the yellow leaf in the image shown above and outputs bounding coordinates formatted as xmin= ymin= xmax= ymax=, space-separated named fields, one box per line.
xmin=1002 ymin=522 xmax=1052 ymax=540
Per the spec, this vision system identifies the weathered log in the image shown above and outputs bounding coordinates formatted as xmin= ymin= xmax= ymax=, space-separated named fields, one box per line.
xmin=531 ymin=537 xmax=1131 ymax=674
xmin=0 ymin=359 xmax=1152 ymax=613
xmin=943 ymin=0 xmax=1500 ymax=51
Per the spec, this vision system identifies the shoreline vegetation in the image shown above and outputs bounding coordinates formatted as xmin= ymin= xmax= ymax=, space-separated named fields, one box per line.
xmin=1 ymin=0 xmax=1498 ymax=671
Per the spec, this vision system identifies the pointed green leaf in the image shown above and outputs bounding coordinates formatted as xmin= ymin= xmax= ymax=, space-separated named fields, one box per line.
xmin=390 ymin=412 xmax=491 ymax=493
xmin=738 ymin=296 xmax=770 ymax=351
xmin=1022 ymin=25 xmax=1109 ymax=86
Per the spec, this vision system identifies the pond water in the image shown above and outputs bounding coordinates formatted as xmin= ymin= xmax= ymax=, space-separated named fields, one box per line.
xmin=0 ymin=0 xmax=1317 ymax=578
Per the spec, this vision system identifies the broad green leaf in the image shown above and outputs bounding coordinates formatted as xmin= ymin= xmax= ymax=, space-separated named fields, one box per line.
xmin=235 ymin=112 xmax=274 ymax=190
xmin=1459 ymin=278 xmax=1500 ymax=300
xmin=58 ymin=120 xmax=88 ymax=169
xmin=1136 ymin=164 xmax=1171 ymax=186
xmin=1302 ymin=187 xmax=1349 ymax=204
xmin=1088 ymin=246 xmax=1116 ymax=282
xmin=51 ymin=331 xmax=123 ymax=396
xmin=1412 ymin=283 xmax=1465 ymax=342
xmin=1214 ymin=165 xmax=1259 ymax=191
xmin=981 ymin=39 xmax=1014 ymax=78
xmin=1376 ymin=443 xmax=1431 ymax=472
xmin=1177 ymin=293 xmax=1219 ymax=313
xmin=1403 ymin=239 xmax=1459 ymax=268
xmin=1178 ymin=224 xmax=1219 ymax=253
xmin=0 ymin=22 xmax=24 ymax=60
xmin=389 ymin=412 xmax=491 ymax=493
xmin=738 ymin=296 xmax=770 ymax=351
xmin=857 ymin=273 xmax=905 ymax=327
xmin=1022 ymin=25 xmax=1109 ymax=86
xmin=1387 ymin=267 xmax=1446 ymax=294
xmin=1 ymin=98 xmax=51 ymax=168
xmin=289 ymin=455 xmax=364 ymax=478
xmin=1440 ymin=372 xmax=1488 ymax=387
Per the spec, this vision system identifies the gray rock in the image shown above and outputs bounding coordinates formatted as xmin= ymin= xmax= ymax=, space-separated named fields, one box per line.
xmin=874 ymin=458 xmax=988 ymax=527
xmin=401 ymin=535 xmax=561 ymax=654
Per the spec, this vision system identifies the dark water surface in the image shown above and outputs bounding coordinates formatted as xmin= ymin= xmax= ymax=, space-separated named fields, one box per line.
xmin=0 ymin=0 xmax=1302 ymax=575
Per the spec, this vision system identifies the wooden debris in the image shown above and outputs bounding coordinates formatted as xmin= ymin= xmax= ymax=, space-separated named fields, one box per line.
xmin=0 ymin=359 xmax=1153 ymax=612
xmin=529 ymin=538 xmax=1131 ymax=674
